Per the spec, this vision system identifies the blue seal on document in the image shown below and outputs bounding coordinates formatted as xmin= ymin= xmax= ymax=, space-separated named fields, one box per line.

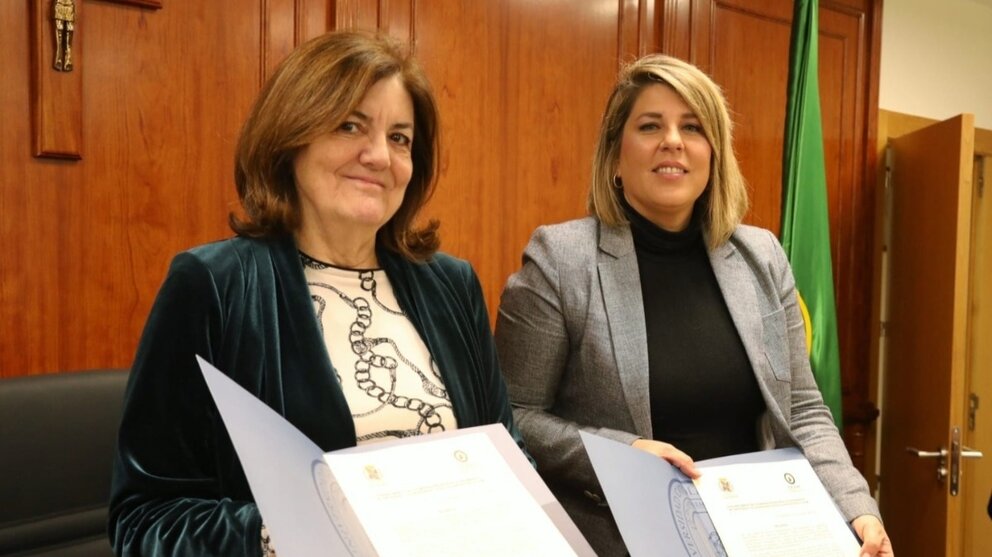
xmin=669 ymin=479 xmax=727 ymax=557
xmin=312 ymin=459 xmax=375 ymax=556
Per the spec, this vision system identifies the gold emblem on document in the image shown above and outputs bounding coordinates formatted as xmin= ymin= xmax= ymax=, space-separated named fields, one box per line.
xmin=718 ymin=477 xmax=733 ymax=493
xmin=363 ymin=464 xmax=381 ymax=481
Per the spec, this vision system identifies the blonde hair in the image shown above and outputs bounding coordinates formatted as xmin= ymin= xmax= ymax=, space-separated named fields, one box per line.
xmin=230 ymin=31 xmax=441 ymax=261
xmin=588 ymin=54 xmax=748 ymax=248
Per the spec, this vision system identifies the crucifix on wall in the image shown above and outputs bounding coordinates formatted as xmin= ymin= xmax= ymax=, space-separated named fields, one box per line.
xmin=52 ymin=0 xmax=76 ymax=71
xmin=30 ymin=0 xmax=163 ymax=160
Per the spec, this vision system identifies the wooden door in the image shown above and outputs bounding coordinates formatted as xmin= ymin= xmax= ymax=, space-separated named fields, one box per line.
xmin=880 ymin=114 xmax=976 ymax=556
xmin=963 ymin=155 xmax=992 ymax=557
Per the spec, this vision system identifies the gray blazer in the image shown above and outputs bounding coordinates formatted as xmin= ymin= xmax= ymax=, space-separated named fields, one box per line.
xmin=494 ymin=217 xmax=879 ymax=556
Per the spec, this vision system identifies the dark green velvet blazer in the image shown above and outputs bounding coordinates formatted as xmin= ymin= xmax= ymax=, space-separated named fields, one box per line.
xmin=109 ymin=235 xmax=525 ymax=556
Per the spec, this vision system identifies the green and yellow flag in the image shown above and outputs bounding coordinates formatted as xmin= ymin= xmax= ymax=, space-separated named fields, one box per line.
xmin=780 ymin=0 xmax=843 ymax=427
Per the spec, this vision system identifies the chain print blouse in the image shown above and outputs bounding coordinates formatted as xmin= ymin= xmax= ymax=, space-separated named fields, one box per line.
xmin=301 ymin=251 xmax=457 ymax=444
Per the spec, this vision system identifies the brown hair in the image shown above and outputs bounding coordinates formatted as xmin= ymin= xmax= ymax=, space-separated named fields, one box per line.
xmin=588 ymin=54 xmax=748 ymax=248
xmin=230 ymin=30 xmax=441 ymax=261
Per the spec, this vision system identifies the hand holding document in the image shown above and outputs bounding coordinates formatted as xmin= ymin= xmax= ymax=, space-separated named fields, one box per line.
xmin=580 ymin=432 xmax=862 ymax=557
xmin=196 ymin=356 xmax=593 ymax=557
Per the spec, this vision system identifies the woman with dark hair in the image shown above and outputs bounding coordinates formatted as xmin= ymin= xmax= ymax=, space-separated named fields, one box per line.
xmin=109 ymin=31 xmax=523 ymax=556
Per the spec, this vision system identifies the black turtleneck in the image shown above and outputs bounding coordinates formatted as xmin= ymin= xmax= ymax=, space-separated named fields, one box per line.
xmin=623 ymin=197 xmax=764 ymax=461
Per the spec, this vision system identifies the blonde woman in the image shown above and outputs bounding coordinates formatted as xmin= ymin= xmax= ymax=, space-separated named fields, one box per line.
xmin=495 ymin=54 xmax=891 ymax=557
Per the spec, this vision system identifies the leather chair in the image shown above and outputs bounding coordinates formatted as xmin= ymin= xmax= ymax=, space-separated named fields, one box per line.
xmin=0 ymin=370 xmax=128 ymax=557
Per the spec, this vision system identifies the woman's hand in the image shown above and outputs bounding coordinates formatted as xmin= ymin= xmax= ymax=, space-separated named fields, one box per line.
xmin=631 ymin=439 xmax=700 ymax=478
xmin=852 ymin=515 xmax=893 ymax=557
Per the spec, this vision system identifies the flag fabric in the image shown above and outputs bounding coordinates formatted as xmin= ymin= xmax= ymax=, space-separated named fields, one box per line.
xmin=780 ymin=0 xmax=843 ymax=427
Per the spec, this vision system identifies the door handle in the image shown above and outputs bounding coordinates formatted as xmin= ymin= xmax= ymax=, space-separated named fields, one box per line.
xmin=950 ymin=428 xmax=984 ymax=495
xmin=960 ymin=446 xmax=984 ymax=459
xmin=906 ymin=446 xmax=948 ymax=481
xmin=904 ymin=435 xmax=984 ymax=493
xmin=906 ymin=447 xmax=947 ymax=458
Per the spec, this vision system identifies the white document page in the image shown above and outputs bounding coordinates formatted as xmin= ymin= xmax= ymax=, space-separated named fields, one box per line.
xmin=198 ymin=356 xmax=593 ymax=557
xmin=324 ymin=431 xmax=578 ymax=557
xmin=693 ymin=455 xmax=861 ymax=557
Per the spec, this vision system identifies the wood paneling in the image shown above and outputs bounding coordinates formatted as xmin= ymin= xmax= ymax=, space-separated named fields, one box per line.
xmin=1 ymin=1 xmax=261 ymax=375
xmin=621 ymin=0 xmax=658 ymax=59
xmin=333 ymin=0 xmax=378 ymax=30
xmin=658 ymin=0 xmax=692 ymax=60
xmin=262 ymin=0 xmax=299 ymax=82
xmin=262 ymin=0 xmax=331 ymax=82
xmin=661 ymin=0 xmax=882 ymax=467
xmin=2 ymin=0 xmax=71 ymax=374
xmin=406 ymin=0 xmax=631 ymax=314
xmin=378 ymin=0 xmax=412 ymax=43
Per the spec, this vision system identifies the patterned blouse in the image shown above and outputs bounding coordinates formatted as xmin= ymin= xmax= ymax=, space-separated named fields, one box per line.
xmin=301 ymin=251 xmax=457 ymax=444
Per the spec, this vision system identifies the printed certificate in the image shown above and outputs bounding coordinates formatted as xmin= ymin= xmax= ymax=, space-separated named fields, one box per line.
xmin=581 ymin=432 xmax=862 ymax=557
xmin=693 ymin=455 xmax=861 ymax=556
xmin=324 ymin=432 xmax=577 ymax=556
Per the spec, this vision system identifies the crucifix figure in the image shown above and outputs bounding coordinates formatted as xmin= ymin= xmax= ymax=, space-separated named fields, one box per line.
xmin=53 ymin=0 xmax=76 ymax=71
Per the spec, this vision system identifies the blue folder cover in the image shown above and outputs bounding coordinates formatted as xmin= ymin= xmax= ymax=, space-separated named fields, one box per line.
xmin=580 ymin=431 xmax=805 ymax=557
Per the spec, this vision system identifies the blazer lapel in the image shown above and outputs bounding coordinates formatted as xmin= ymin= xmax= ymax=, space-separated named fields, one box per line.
xmin=269 ymin=235 xmax=357 ymax=447
xmin=708 ymin=237 xmax=790 ymax=430
xmin=597 ymin=222 xmax=653 ymax=439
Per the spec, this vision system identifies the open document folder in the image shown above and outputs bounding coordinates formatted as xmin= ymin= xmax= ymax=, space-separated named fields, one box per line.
xmin=196 ymin=356 xmax=593 ymax=557
xmin=579 ymin=432 xmax=862 ymax=557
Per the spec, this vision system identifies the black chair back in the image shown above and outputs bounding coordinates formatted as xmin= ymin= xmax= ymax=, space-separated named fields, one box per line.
xmin=0 ymin=369 xmax=128 ymax=557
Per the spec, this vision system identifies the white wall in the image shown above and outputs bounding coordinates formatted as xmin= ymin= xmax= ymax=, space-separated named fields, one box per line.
xmin=880 ymin=0 xmax=992 ymax=129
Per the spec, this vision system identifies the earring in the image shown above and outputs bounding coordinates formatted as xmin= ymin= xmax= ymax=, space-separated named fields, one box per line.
xmin=612 ymin=175 xmax=622 ymax=189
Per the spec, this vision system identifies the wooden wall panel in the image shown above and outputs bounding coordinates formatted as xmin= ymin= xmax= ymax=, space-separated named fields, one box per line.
xmin=378 ymin=0 xmax=412 ymax=43
xmin=406 ymin=0 xmax=509 ymax=307
xmin=299 ymin=0 xmax=332 ymax=42
xmin=263 ymin=0 xmax=332 ymax=82
xmin=66 ymin=2 xmax=260 ymax=369
xmin=2 ymin=0 xmax=75 ymax=374
xmin=262 ymin=0 xmax=299 ymax=81
xmin=658 ymin=0 xmax=692 ymax=59
xmin=620 ymin=0 xmax=658 ymax=59
xmin=662 ymin=0 xmax=882 ymax=467
xmin=333 ymin=0 xmax=379 ymax=30
xmin=1 ymin=2 xmax=263 ymax=376
xmin=402 ymin=1 xmax=630 ymax=314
